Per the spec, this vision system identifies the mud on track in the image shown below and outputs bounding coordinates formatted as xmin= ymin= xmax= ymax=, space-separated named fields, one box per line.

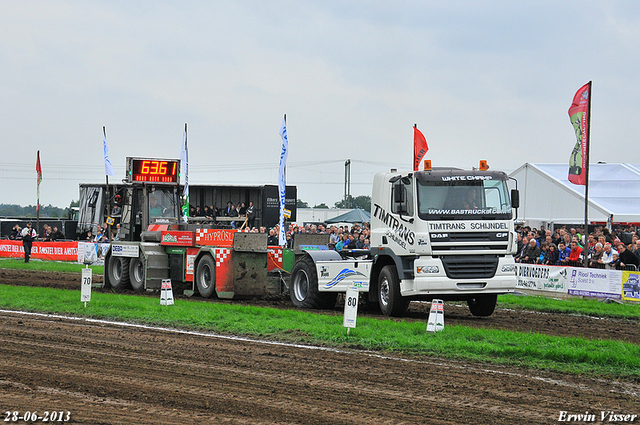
xmin=1 ymin=268 xmax=640 ymax=424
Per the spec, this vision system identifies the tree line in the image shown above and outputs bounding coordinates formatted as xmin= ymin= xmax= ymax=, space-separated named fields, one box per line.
xmin=0 ymin=203 xmax=74 ymax=218
xmin=297 ymin=195 xmax=371 ymax=211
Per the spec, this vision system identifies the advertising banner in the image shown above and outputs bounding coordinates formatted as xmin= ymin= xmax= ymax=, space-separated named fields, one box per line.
xmin=567 ymin=267 xmax=621 ymax=299
xmin=516 ymin=264 xmax=625 ymax=300
xmin=195 ymin=229 xmax=236 ymax=247
xmin=622 ymin=271 xmax=640 ymax=302
xmin=515 ymin=264 xmax=568 ymax=293
xmin=77 ymin=242 xmax=110 ymax=265
xmin=0 ymin=240 xmax=78 ymax=262
xmin=568 ymin=82 xmax=591 ymax=185
xmin=161 ymin=230 xmax=194 ymax=246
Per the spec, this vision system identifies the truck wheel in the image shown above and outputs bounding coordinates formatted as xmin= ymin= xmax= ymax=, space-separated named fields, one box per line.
xmin=467 ymin=294 xmax=497 ymax=317
xmin=129 ymin=255 xmax=145 ymax=291
xmin=290 ymin=257 xmax=337 ymax=309
xmin=107 ymin=256 xmax=131 ymax=289
xmin=196 ymin=255 xmax=216 ymax=298
xmin=378 ymin=265 xmax=409 ymax=317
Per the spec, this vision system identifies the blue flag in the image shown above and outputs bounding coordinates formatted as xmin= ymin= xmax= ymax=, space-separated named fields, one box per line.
xmin=103 ymin=127 xmax=115 ymax=176
xmin=278 ymin=115 xmax=288 ymax=246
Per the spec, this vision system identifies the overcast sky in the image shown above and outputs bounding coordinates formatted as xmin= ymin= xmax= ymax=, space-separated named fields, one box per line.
xmin=1 ymin=1 xmax=639 ymax=209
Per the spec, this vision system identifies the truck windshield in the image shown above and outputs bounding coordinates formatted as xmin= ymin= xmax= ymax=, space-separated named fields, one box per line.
xmin=416 ymin=178 xmax=512 ymax=220
xmin=149 ymin=188 xmax=178 ymax=219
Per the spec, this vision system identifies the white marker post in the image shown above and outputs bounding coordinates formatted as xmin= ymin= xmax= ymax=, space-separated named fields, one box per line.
xmin=426 ymin=299 xmax=445 ymax=333
xmin=160 ymin=279 xmax=175 ymax=306
xmin=343 ymin=287 xmax=359 ymax=334
xmin=81 ymin=266 xmax=92 ymax=307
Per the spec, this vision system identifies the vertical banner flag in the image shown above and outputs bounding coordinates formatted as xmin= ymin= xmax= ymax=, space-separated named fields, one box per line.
xmin=278 ymin=115 xmax=289 ymax=246
xmin=180 ymin=123 xmax=189 ymax=223
xmin=568 ymin=82 xmax=591 ymax=185
xmin=103 ymin=126 xmax=115 ymax=176
xmin=36 ymin=150 xmax=42 ymax=185
xmin=413 ymin=125 xmax=428 ymax=171
xmin=36 ymin=150 xmax=42 ymax=213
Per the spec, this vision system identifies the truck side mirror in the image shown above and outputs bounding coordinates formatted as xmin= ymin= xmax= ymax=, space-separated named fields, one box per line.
xmin=511 ymin=189 xmax=520 ymax=209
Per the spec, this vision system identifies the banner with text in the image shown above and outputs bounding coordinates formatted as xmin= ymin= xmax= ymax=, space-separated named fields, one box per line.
xmin=516 ymin=263 xmax=624 ymax=300
xmin=0 ymin=240 xmax=78 ymax=262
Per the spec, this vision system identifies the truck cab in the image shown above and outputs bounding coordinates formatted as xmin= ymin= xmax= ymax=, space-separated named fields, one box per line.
xmin=369 ymin=168 xmax=518 ymax=315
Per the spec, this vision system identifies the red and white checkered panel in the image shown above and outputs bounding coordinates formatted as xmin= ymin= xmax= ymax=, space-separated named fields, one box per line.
xmin=267 ymin=247 xmax=283 ymax=271
xmin=214 ymin=248 xmax=231 ymax=267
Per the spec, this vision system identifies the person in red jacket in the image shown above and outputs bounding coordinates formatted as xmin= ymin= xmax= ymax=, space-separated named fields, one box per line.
xmin=567 ymin=241 xmax=583 ymax=263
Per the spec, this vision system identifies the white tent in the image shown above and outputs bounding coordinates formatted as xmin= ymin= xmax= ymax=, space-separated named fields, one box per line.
xmin=509 ymin=163 xmax=640 ymax=227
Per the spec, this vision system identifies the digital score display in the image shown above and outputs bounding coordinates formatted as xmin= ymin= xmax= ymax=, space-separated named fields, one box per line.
xmin=127 ymin=158 xmax=180 ymax=184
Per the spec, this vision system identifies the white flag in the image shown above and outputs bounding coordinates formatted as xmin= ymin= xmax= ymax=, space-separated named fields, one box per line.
xmin=278 ymin=115 xmax=288 ymax=246
xmin=103 ymin=127 xmax=115 ymax=176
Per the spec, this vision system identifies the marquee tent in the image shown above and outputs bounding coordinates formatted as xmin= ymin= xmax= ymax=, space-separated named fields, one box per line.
xmin=509 ymin=163 xmax=640 ymax=226
xmin=325 ymin=209 xmax=371 ymax=224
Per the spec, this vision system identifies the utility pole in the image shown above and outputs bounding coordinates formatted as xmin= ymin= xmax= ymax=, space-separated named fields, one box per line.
xmin=344 ymin=159 xmax=351 ymax=209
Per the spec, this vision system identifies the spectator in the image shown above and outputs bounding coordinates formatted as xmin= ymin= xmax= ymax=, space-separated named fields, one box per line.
xmin=589 ymin=243 xmax=604 ymax=267
xmin=537 ymin=242 xmax=549 ymax=264
xmin=610 ymin=253 xmax=621 ymax=270
xmin=267 ymin=228 xmax=278 ymax=245
xmin=238 ymin=202 xmax=247 ymax=218
xmin=617 ymin=243 xmax=639 ymax=270
xmin=246 ymin=201 xmax=256 ymax=229
xmin=601 ymin=243 xmax=618 ymax=268
xmin=113 ymin=224 xmax=123 ymax=241
xmin=545 ymin=243 xmax=559 ymax=265
xmin=557 ymin=242 xmax=571 ymax=264
xmin=227 ymin=204 xmax=238 ymax=229
xmin=514 ymin=236 xmax=529 ymax=262
xmin=50 ymin=226 xmax=64 ymax=241
xmin=567 ymin=241 xmax=583 ymax=264
xmin=10 ymin=225 xmax=21 ymax=240
xmin=521 ymin=239 xmax=540 ymax=264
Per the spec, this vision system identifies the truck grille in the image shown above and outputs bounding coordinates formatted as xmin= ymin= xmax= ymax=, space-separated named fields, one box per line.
xmin=440 ymin=255 xmax=498 ymax=279
xmin=429 ymin=232 xmax=510 ymax=252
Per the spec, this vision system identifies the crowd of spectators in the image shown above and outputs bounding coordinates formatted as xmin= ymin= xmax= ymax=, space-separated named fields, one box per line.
xmin=189 ymin=201 xmax=256 ymax=229
xmin=514 ymin=224 xmax=640 ymax=270
xmin=8 ymin=224 xmax=65 ymax=242
xmin=226 ymin=221 xmax=371 ymax=250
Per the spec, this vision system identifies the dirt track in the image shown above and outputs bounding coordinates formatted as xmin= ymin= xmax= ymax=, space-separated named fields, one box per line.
xmin=1 ymin=269 xmax=640 ymax=424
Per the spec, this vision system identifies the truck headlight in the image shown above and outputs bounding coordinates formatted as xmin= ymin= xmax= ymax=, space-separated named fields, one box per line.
xmin=501 ymin=264 xmax=516 ymax=273
xmin=417 ymin=266 xmax=439 ymax=274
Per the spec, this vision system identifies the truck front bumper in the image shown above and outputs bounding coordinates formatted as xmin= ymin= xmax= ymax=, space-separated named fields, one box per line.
xmin=402 ymin=256 xmax=516 ymax=297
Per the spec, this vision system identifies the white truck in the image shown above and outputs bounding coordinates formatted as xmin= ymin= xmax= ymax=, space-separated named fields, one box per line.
xmin=289 ymin=166 xmax=520 ymax=317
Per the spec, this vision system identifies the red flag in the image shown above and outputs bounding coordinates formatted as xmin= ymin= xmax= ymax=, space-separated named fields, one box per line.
xmin=413 ymin=125 xmax=428 ymax=171
xmin=36 ymin=150 xmax=42 ymax=186
xmin=568 ymin=82 xmax=591 ymax=185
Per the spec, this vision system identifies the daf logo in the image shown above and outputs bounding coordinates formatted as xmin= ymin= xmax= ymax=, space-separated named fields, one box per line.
xmin=431 ymin=233 xmax=448 ymax=239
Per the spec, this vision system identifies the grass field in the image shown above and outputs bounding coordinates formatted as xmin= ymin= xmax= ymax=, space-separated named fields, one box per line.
xmin=1 ymin=259 xmax=639 ymax=381
xmin=1 ymin=287 xmax=639 ymax=380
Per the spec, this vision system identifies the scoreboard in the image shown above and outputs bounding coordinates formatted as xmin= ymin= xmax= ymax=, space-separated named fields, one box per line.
xmin=126 ymin=158 xmax=180 ymax=184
